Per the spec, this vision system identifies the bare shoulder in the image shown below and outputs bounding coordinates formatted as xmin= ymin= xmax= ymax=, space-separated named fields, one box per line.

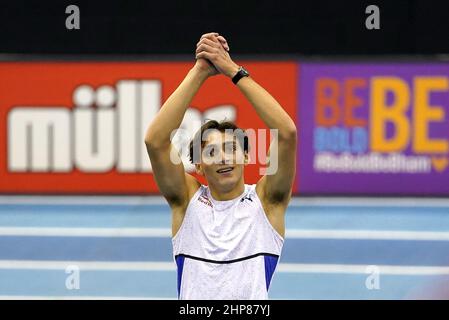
xmin=185 ymin=172 xmax=202 ymax=199
xmin=170 ymin=173 xmax=201 ymax=237
xmin=255 ymin=177 xmax=291 ymax=238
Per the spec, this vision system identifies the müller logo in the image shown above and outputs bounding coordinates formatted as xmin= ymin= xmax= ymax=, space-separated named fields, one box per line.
xmin=7 ymin=80 xmax=236 ymax=173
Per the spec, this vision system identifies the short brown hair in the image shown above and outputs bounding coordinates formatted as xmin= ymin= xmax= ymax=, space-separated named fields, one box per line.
xmin=188 ymin=120 xmax=249 ymax=164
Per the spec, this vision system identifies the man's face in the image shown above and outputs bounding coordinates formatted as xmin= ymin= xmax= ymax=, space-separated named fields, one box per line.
xmin=196 ymin=130 xmax=247 ymax=192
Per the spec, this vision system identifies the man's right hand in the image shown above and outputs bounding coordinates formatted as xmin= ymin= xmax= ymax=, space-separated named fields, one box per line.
xmin=193 ymin=32 xmax=229 ymax=77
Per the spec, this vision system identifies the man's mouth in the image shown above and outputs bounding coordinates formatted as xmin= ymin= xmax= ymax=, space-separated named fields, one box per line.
xmin=216 ymin=167 xmax=234 ymax=174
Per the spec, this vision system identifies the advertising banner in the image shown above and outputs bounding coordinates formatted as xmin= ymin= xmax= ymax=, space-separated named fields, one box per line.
xmin=298 ymin=63 xmax=449 ymax=195
xmin=0 ymin=62 xmax=297 ymax=194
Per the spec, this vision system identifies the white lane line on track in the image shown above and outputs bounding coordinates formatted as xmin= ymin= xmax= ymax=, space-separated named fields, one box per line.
xmin=1 ymin=260 xmax=448 ymax=275
xmin=2 ymin=227 xmax=449 ymax=241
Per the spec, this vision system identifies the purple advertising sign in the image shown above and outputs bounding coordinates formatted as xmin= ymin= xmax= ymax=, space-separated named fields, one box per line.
xmin=298 ymin=63 xmax=449 ymax=195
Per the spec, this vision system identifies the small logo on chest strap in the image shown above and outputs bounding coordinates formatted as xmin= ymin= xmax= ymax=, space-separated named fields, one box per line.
xmin=240 ymin=195 xmax=253 ymax=203
xmin=198 ymin=195 xmax=213 ymax=207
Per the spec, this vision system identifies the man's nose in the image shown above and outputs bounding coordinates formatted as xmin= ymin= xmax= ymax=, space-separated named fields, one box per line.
xmin=221 ymin=152 xmax=234 ymax=164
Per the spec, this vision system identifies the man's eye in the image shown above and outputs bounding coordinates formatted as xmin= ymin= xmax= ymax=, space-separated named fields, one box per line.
xmin=208 ymin=149 xmax=215 ymax=157
xmin=224 ymin=144 xmax=236 ymax=153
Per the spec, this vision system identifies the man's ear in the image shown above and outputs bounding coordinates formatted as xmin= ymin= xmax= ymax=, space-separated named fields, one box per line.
xmin=244 ymin=152 xmax=250 ymax=165
xmin=195 ymin=163 xmax=204 ymax=176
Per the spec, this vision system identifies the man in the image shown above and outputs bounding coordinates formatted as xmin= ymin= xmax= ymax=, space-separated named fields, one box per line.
xmin=144 ymin=32 xmax=297 ymax=299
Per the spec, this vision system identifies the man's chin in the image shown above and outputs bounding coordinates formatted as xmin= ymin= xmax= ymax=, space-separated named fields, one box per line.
xmin=211 ymin=177 xmax=238 ymax=192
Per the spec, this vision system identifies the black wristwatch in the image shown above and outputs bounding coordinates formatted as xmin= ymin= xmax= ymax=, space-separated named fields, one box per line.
xmin=232 ymin=66 xmax=250 ymax=84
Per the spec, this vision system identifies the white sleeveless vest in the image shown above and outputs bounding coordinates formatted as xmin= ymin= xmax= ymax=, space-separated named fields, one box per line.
xmin=172 ymin=184 xmax=284 ymax=300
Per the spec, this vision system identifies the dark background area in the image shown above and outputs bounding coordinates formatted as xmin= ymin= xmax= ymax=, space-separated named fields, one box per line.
xmin=0 ymin=0 xmax=448 ymax=55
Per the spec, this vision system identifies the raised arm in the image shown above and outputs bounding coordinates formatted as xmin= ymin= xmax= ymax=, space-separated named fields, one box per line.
xmin=235 ymin=77 xmax=297 ymax=204
xmin=196 ymin=35 xmax=297 ymax=236
xmin=145 ymin=33 xmax=229 ymax=209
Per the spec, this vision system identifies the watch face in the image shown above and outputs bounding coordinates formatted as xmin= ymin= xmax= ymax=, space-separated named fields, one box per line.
xmin=232 ymin=66 xmax=250 ymax=84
